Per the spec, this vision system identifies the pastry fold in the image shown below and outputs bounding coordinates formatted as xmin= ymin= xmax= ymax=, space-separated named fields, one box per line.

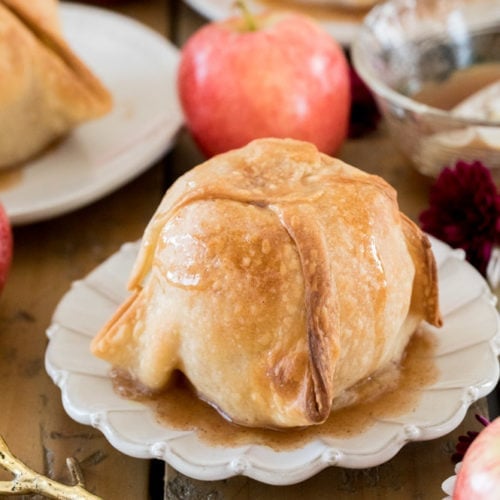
xmin=0 ymin=0 xmax=112 ymax=168
xmin=92 ymin=138 xmax=441 ymax=428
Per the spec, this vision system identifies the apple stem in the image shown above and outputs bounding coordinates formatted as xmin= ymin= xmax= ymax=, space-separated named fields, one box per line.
xmin=234 ymin=0 xmax=257 ymax=31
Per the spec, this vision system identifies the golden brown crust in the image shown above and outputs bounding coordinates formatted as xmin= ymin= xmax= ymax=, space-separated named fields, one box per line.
xmin=0 ymin=0 xmax=112 ymax=168
xmin=2 ymin=0 xmax=112 ymax=113
xmin=401 ymin=214 xmax=442 ymax=327
xmin=2 ymin=0 xmax=60 ymax=35
xmin=92 ymin=138 xmax=442 ymax=428
xmin=274 ymin=208 xmax=339 ymax=423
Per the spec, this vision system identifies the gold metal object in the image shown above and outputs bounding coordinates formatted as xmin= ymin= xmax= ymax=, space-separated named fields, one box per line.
xmin=0 ymin=435 xmax=102 ymax=499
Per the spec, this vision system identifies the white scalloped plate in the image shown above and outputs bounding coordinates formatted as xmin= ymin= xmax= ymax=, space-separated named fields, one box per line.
xmin=45 ymin=236 xmax=500 ymax=485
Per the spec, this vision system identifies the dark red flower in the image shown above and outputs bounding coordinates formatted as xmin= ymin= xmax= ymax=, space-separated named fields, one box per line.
xmin=348 ymin=64 xmax=381 ymax=138
xmin=451 ymin=414 xmax=490 ymax=463
xmin=419 ymin=160 xmax=500 ymax=276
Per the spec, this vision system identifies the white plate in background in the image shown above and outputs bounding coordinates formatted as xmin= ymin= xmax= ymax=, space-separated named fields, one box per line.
xmin=0 ymin=3 xmax=183 ymax=225
xmin=45 ymin=236 xmax=500 ymax=485
xmin=183 ymin=0 xmax=366 ymax=46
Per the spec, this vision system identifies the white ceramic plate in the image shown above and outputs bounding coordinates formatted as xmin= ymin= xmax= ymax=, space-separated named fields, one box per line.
xmin=183 ymin=0 xmax=365 ymax=46
xmin=0 ymin=3 xmax=183 ymax=225
xmin=45 ymin=236 xmax=500 ymax=485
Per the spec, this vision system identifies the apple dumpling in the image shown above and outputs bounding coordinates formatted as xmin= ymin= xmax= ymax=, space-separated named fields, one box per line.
xmin=0 ymin=0 xmax=112 ymax=168
xmin=91 ymin=138 xmax=441 ymax=429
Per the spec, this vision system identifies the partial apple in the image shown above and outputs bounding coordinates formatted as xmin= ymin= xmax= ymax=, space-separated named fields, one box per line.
xmin=0 ymin=202 xmax=12 ymax=294
xmin=177 ymin=6 xmax=350 ymax=158
xmin=453 ymin=417 xmax=500 ymax=499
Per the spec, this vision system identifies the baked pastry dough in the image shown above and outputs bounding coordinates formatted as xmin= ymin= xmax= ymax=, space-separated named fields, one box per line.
xmin=0 ymin=0 xmax=112 ymax=168
xmin=92 ymin=138 xmax=441 ymax=429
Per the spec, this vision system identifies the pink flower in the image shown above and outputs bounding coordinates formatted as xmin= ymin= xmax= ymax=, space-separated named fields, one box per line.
xmin=452 ymin=414 xmax=490 ymax=464
xmin=419 ymin=161 xmax=500 ymax=276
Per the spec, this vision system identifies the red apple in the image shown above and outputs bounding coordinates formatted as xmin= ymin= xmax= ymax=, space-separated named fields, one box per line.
xmin=177 ymin=7 xmax=350 ymax=158
xmin=453 ymin=417 xmax=500 ymax=499
xmin=0 ymin=202 xmax=12 ymax=294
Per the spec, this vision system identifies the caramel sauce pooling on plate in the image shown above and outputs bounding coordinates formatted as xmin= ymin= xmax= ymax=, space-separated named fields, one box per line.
xmin=111 ymin=329 xmax=438 ymax=450
xmin=0 ymin=167 xmax=22 ymax=191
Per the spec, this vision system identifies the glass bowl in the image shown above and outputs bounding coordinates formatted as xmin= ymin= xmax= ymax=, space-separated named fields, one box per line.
xmin=351 ymin=0 xmax=500 ymax=181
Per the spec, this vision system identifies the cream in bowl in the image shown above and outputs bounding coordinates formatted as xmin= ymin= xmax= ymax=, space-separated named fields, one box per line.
xmin=351 ymin=0 xmax=500 ymax=181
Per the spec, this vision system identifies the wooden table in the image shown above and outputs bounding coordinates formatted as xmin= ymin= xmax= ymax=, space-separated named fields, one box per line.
xmin=0 ymin=0 xmax=496 ymax=498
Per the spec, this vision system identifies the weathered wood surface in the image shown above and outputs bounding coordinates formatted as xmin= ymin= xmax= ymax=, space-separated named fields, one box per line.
xmin=0 ymin=1 xmax=495 ymax=499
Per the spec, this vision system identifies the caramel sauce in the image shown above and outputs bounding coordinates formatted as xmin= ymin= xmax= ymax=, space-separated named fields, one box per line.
xmin=259 ymin=0 xmax=370 ymax=24
xmin=412 ymin=63 xmax=500 ymax=110
xmin=0 ymin=134 xmax=67 ymax=191
xmin=0 ymin=167 xmax=23 ymax=191
xmin=112 ymin=329 xmax=438 ymax=450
